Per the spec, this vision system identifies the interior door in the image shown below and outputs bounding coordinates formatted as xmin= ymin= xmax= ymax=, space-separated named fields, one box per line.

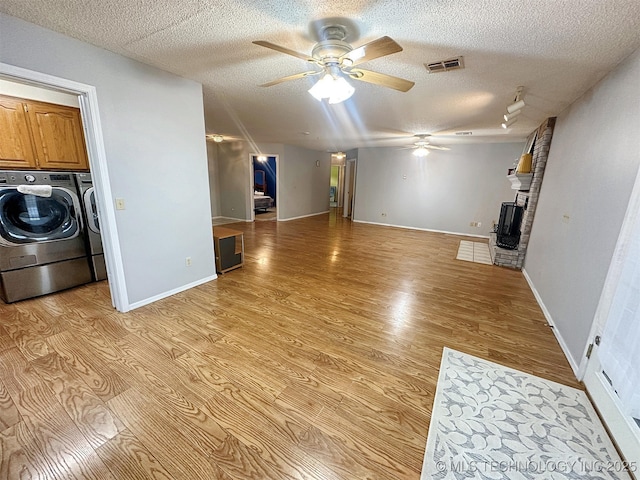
xmin=583 ymin=349 xmax=640 ymax=466
xmin=343 ymin=160 xmax=356 ymax=218
xmin=337 ymin=165 xmax=344 ymax=208
xmin=582 ymin=167 xmax=640 ymax=466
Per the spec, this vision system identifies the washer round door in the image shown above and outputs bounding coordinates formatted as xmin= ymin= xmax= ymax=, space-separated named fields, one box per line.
xmin=0 ymin=187 xmax=82 ymax=245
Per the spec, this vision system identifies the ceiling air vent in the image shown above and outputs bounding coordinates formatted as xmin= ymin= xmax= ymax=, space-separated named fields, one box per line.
xmin=456 ymin=131 xmax=473 ymax=136
xmin=424 ymin=56 xmax=464 ymax=74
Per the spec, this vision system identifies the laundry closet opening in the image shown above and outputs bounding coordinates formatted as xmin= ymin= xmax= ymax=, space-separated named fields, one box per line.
xmin=0 ymin=78 xmax=109 ymax=304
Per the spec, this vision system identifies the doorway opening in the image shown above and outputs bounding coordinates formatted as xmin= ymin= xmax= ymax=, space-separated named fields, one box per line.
xmin=251 ymin=154 xmax=277 ymax=221
xmin=0 ymin=62 xmax=127 ymax=311
xmin=330 ymin=165 xmax=342 ymax=207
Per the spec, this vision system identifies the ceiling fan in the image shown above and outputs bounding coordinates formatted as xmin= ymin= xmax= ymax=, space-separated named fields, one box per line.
xmin=405 ymin=134 xmax=451 ymax=157
xmin=253 ymin=24 xmax=414 ymax=103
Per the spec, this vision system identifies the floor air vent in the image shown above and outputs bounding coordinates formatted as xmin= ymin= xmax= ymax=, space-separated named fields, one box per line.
xmin=424 ymin=57 xmax=464 ymax=73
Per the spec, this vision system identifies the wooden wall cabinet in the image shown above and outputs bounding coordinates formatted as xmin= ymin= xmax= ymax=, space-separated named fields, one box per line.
xmin=0 ymin=94 xmax=89 ymax=171
xmin=0 ymin=96 xmax=37 ymax=169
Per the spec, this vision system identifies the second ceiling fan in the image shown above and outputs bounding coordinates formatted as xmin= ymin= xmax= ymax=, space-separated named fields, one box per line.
xmin=253 ymin=24 xmax=414 ymax=103
xmin=405 ymin=135 xmax=451 ymax=157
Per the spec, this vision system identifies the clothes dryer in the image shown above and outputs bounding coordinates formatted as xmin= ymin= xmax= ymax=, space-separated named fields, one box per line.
xmin=74 ymin=173 xmax=107 ymax=281
xmin=0 ymin=171 xmax=92 ymax=302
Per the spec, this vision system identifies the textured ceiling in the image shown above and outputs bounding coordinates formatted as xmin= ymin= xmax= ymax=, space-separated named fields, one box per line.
xmin=2 ymin=0 xmax=639 ymax=151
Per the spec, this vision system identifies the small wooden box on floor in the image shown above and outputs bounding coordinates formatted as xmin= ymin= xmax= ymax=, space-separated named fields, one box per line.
xmin=213 ymin=226 xmax=244 ymax=273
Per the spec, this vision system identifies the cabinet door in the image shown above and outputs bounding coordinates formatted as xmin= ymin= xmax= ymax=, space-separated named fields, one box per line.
xmin=0 ymin=95 xmax=37 ymax=169
xmin=26 ymin=101 xmax=89 ymax=171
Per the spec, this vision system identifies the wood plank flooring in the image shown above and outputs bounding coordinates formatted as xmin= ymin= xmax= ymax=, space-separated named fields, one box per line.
xmin=0 ymin=210 xmax=580 ymax=479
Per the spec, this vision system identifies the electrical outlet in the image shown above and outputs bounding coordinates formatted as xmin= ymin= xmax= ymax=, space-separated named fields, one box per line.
xmin=185 ymin=257 xmax=192 ymax=267
xmin=381 ymin=213 xmax=387 ymax=217
xmin=115 ymin=198 xmax=125 ymax=210
xmin=469 ymin=221 xmax=482 ymax=227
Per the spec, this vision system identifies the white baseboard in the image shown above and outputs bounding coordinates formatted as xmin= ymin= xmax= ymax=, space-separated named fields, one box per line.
xmin=212 ymin=216 xmax=247 ymax=223
xmin=128 ymin=274 xmax=217 ymax=311
xmin=351 ymin=219 xmax=490 ymax=239
xmin=279 ymin=210 xmax=330 ymax=222
xmin=522 ymin=268 xmax=580 ymax=376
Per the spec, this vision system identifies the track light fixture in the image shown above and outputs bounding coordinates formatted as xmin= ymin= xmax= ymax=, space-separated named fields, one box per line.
xmin=507 ymin=99 xmax=525 ymax=114
xmin=503 ymin=109 xmax=521 ymax=122
xmin=501 ymin=117 xmax=517 ymax=129
xmin=500 ymin=86 xmax=525 ymax=129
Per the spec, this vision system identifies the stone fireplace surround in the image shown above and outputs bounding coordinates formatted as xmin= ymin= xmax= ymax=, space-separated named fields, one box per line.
xmin=489 ymin=117 xmax=556 ymax=269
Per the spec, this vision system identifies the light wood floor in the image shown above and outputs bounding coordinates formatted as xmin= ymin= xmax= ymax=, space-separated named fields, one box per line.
xmin=0 ymin=210 xmax=579 ymax=479
xmin=254 ymin=208 xmax=277 ymax=221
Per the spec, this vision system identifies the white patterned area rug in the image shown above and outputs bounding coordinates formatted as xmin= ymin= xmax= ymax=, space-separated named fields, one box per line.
xmin=421 ymin=348 xmax=633 ymax=479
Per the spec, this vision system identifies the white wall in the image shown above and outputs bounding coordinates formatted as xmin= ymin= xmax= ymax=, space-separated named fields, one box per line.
xmin=524 ymin=48 xmax=640 ymax=370
xmin=280 ymin=145 xmax=331 ymax=220
xmin=0 ymin=13 xmax=215 ymax=306
xmin=353 ymin=144 xmax=524 ymax=236
xmin=217 ymin=142 xmax=252 ymax=220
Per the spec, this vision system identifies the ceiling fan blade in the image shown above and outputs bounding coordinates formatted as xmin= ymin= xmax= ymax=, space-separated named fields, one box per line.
xmin=253 ymin=40 xmax=316 ymax=63
xmin=349 ymin=69 xmax=414 ymax=92
xmin=341 ymin=36 xmax=403 ymax=67
xmin=259 ymin=70 xmax=322 ymax=87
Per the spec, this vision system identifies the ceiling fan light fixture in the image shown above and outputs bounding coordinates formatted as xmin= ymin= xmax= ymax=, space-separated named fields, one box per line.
xmin=255 ymin=28 xmax=413 ymax=97
xmin=308 ymin=72 xmax=355 ymax=104
xmin=413 ymin=146 xmax=430 ymax=157
xmin=308 ymin=73 xmax=333 ymax=101
xmin=329 ymin=77 xmax=355 ymax=104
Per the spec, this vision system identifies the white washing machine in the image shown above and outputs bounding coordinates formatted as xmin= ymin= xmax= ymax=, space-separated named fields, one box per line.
xmin=74 ymin=173 xmax=107 ymax=281
xmin=0 ymin=170 xmax=92 ymax=303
